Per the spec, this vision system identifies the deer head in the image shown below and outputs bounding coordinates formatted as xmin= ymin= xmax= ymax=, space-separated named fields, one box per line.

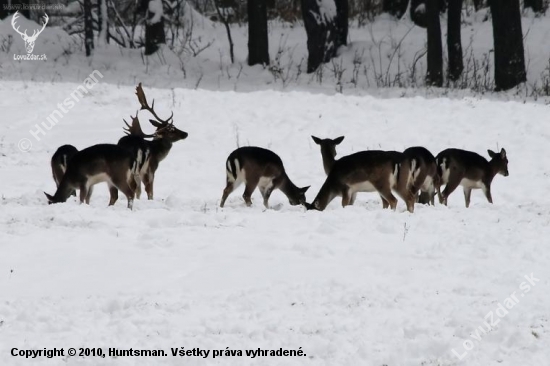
xmin=12 ymin=11 xmax=48 ymax=54
xmin=135 ymin=83 xmax=188 ymax=142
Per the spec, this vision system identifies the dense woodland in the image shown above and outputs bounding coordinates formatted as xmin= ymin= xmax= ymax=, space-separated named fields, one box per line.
xmin=1 ymin=0 xmax=548 ymax=91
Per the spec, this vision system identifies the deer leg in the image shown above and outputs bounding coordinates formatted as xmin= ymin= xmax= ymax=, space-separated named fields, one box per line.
xmin=260 ymin=187 xmax=274 ymax=209
xmin=242 ymin=180 xmax=258 ymax=207
xmin=134 ymin=174 xmax=142 ymax=200
xmin=108 ymin=184 xmax=119 ymax=206
xmin=342 ymin=189 xmax=353 ymax=207
xmin=144 ymin=173 xmax=154 ymax=200
xmin=463 ymin=187 xmax=473 ymax=208
xmin=394 ymin=187 xmax=415 ymax=213
xmin=418 ymin=191 xmax=430 ymax=205
xmin=85 ymin=186 xmax=94 ymax=205
xmin=79 ymin=185 xmax=88 ymax=205
xmin=427 ymin=184 xmax=436 ymax=206
xmin=376 ymin=183 xmax=398 ymax=211
xmin=481 ymin=184 xmax=493 ymax=204
xmin=349 ymin=192 xmax=357 ymax=205
xmin=440 ymin=170 xmax=462 ymax=206
xmin=380 ymin=195 xmax=390 ymax=209
xmin=220 ymin=176 xmax=242 ymax=208
xmin=114 ymin=181 xmax=135 ymax=210
xmin=220 ymin=182 xmax=234 ymax=208
xmin=111 ymin=175 xmax=135 ymax=210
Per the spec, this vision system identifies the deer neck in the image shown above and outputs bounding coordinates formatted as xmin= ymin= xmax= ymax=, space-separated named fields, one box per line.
xmin=320 ymin=148 xmax=336 ymax=175
xmin=311 ymin=180 xmax=337 ymax=211
xmin=150 ymin=138 xmax=173 ymax=163
xmin=54 ymin=178 xmax=76 ymax=203
xmin=279 ymin=173 xmax=298 ymax=198
xmin=487 ymin=159 xmax=501 ymax=181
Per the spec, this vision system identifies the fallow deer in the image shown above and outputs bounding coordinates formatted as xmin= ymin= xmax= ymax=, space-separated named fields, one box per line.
xmin=220 ymin=146 xmax=310 ymax=208
xmin=44 ymin=144 xmax=138 ymax=209
xmin=117 ymin=83 xmax=188 ymax=201
xmin=51 ymin=144 xmax=78 ymax=196
xmin=311 ymin=135 xmax=345 ymax=175
xmin=403 ymin=146 xmax=439 ymax=205
xmin=436 ymin=148 xmax=509 ymax=207
xmin=306 ymin=150 xmax=417 ymax=212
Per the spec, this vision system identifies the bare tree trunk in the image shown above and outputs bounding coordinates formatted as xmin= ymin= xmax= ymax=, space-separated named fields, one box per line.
xmin=143 ymin=0 xmax=165 ymax=55
xmin=214 ymin=0 xmax=235 ymax=63
xmin=410 ymin=0 xmax=427 ymax=28
xmin=473 ymin=0 xmax=484 ymax=11
xmin=335 ymin=0 xmax=349 ymax=46
xmin=382 ymin=0 xmax=410 ymax=18
xmin=489 ymin=0 xmax=526 ymax=91
xmin=447 ymin=0 xmax=463 ymax=81
xmin=248 ymin=0 xmax=269 ymax=65
xmin=524 ymin=0 xmax=543 ymax=13
xmin=425 ymin=0 xmax=443 ymax=86
xmin=98 ymin=0 xmax=109 ymax=46
xmin=301 ymin=0 xmax=340 ymax=73
xmin=84 ymin=0 xmax=94 ymax=56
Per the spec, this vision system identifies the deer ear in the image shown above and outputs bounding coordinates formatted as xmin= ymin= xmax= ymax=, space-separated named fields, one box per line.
xmin=500 ymin=148 xmax=506 ymax=158
xmin=149 ymin=119 xmax=163 ymax=128
xmin=334 ymin=136 xmax=345 ymax=145
xmin=300 ymin=186 xmax=310 ymax=193
xmin=311 ymin=136 xmax=321 ymax=145
xmin=44 ymin=192 xmax=54 ymax=203
xmin=487 ymin=150 xmax=496 ymax=158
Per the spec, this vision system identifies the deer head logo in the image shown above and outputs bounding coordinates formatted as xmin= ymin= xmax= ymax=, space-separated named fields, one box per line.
xmin=11 ymin=11 xmax=49 ymax=54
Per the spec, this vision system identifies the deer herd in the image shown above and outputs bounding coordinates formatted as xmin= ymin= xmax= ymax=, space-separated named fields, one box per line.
xmin=45 ymin=83 xmax=510 ymax=212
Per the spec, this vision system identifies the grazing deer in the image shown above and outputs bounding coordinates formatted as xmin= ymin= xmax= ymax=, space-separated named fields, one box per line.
xmin=117 ymin=83 xmax=188 ymax=200
xmin=51 ymin=144 xmax=78 ymax=196
xmin=436 ymin=148 xmax=509 ymax=207
xmin=220 ymin=146 xmax=310 ymax=208
xmin=403 ymin=146 xmax=438 ymax=205
xmin=44 ymin=144 xmax=138 ymax=209
xmin=306 ymin=150 xmax=417 ymax=212
xmin=311 ymin=135 xmax=345 ymax=175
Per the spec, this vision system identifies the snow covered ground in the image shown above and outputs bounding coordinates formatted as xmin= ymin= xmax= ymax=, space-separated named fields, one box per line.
xmin=0 ymin=81 xmax=549 ymax=365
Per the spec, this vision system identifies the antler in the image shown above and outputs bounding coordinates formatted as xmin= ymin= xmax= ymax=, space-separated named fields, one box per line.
xmin=11 ymin=11 xmax=28 ymax=39
xmin=30 ymin=13 xmax=48 ymax=40
xmin=123 ymin=112 xmax=155 ymax=138
xmin=135 ymin=83 xmax=173 ymax=125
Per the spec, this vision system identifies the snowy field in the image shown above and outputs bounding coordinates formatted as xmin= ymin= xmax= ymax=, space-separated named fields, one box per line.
xmin=0 ymin=81 xmax=549 ymax=365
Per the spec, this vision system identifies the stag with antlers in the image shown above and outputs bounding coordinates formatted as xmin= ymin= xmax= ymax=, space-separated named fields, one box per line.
xmin=114 ymin=83 xmax=188 ymax=204
xmin=12 ymin=11 xmax=48 ymax=54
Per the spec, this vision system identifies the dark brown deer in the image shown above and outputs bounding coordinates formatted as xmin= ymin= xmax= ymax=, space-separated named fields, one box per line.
xmin=117 ymin=83 xmax=188 ymax=200
xmin=44 ymin=144 xmax=138 ymax=209
xmin=403 ymin=146 xmax=439 ymax=205
xmin=436 ymin=148 xmax=509 ymax=207
xmin=51 ymin=144 xmax=78 ymax=196
xmin=220 ymin=146 xmax=310 ymax=208
xmin=306 ymin=150 xmax=417 ymax=212
xmin=311 ymin=135 xmax=345 ymax=175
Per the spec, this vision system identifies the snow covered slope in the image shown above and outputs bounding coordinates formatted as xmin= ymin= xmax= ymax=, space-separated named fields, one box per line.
xmin=0 ymin=81 xmax=549 ymax=365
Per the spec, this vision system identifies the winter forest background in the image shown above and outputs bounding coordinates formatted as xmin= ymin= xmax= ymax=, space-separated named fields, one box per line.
xmin=1 ymin=0 xmax=549 ymax=97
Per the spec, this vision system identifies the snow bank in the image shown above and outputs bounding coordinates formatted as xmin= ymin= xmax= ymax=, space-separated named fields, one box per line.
xmin=0 ymin=81 xmax=549 ymax=365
